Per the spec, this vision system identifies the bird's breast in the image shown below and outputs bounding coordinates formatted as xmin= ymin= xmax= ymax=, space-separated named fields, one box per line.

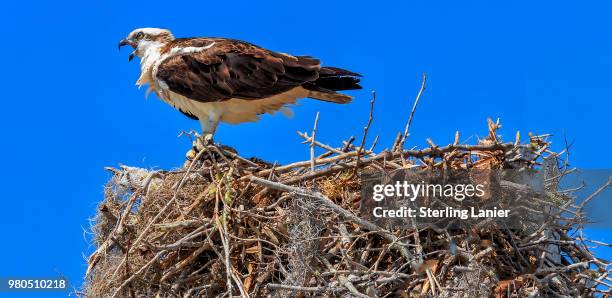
xmin=137 ymin=47 xmax=164 ymax=87
xmin=158 ymin=87 xmax=310 ymax=124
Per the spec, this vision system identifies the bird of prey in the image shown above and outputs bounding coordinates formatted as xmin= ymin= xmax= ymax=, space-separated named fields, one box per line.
xmin=118 ymin=28 xmax=362 ymax=140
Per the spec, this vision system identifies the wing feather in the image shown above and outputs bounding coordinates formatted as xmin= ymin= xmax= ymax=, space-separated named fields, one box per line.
xmin=156 ymin=38 xmax=321 ymax=102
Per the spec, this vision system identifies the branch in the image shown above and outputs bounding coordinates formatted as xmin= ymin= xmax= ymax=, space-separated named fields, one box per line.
xmin=398 ymin=72 xmax=427 ymax=150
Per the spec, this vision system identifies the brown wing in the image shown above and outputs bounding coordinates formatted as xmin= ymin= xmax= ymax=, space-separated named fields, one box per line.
xmin=156 ymin=38 xmax=321 ymax=102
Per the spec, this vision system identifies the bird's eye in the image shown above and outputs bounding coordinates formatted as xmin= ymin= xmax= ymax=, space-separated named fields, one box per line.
xmin=136 ymin=32 xmax=144 ymax=39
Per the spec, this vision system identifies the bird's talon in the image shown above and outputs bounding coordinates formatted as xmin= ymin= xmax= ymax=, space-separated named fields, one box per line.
xmin=202 ymin=133 xmax=214 ymax=144
xmin=192 ymin=133 xmax=214 ymax=152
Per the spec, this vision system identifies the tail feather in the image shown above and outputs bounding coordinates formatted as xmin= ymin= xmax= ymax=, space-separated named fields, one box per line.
xmin=306 ymin=90 xmax=353 ymax=104
xmin=303 ymin=66 xmax=361 ymax=104
xmin=310 ymin=76 xmax=362 ymax=92
xmin=319 ymin=66 xmax=362 ymax=78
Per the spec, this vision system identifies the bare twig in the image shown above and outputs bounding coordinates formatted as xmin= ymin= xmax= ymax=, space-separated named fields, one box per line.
xmin=399 ymin=72 xmax=427 ymax=149
xmin=310 ymin=112 xmax=320 ymax=172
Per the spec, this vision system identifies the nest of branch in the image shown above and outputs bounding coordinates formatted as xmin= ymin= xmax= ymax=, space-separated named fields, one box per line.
xmin=84 ymin=115 xmax=611 ymax=297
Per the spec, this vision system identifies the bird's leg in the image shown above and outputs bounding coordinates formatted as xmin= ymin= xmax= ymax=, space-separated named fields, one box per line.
xmin=187 ymin=115 xmax=220 ymax=160
xmin=198 ymin=115 xmax=220 ymax=145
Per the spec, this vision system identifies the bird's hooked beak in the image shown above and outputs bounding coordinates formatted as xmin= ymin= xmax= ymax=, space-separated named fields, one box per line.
xmin=118 ymin=39 xmax=137 ymax=62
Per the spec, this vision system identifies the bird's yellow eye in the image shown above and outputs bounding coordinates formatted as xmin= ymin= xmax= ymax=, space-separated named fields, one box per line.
xmin=136 ymin=32 xmax=144 ymax=39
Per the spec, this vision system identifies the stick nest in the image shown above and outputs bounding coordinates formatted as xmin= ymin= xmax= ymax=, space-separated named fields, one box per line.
xmin=84 ymin=117 xmax=611 ymax=297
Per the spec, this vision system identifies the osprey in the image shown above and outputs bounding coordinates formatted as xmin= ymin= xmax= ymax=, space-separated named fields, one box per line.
xmin=118 ymin=28 xmax=361 ymax=139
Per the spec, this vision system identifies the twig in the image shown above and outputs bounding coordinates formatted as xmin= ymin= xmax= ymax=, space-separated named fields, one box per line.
xmin=310 ymin=112 xmax=320 ymax=172
xmin=111 ymin=252 xmax=164 ymax=297
xmin=399 ymin=72 xmax=427 ymax=149
xmin=267 ymin=283 xmax=342 ymax=293
xmin=353 ymin=91 xmax=376 ymax=176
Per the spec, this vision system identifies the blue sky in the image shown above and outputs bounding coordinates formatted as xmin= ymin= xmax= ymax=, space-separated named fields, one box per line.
xmin=0 ymin=0 xmax=611 ymax=296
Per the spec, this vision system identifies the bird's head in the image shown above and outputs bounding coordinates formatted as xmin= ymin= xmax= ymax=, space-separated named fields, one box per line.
xmin=118 ymin=28 xmax=174 ymax=61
